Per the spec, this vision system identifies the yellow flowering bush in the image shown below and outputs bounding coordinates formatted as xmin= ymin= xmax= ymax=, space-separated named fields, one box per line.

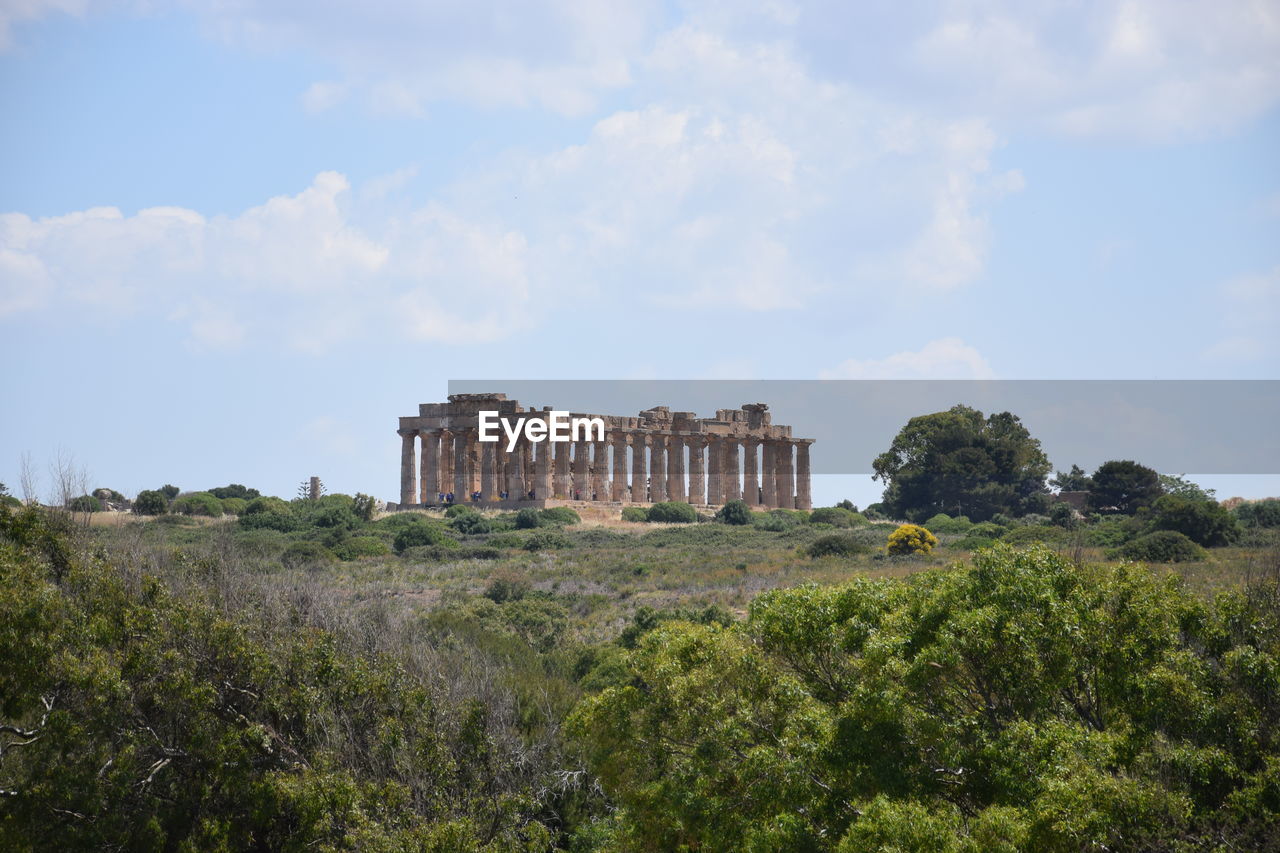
xmin=887 ymin=523 xmax=938 ymax=555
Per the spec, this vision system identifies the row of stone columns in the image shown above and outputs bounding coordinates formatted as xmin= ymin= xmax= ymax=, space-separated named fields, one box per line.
xmin=398 ymin=429 xmax=812 ymax=509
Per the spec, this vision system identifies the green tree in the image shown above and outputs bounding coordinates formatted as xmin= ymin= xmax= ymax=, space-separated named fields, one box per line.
xmin=716 ymin=499 xmax=752 ymax=525
xmin=132 ymin=489 xmax=168 ymax=516
xmin=1158 ymin=473 xmax=1216 ymax=502
xmin=1088 ymin=460 xmax=1163 ymax=515
xmin=1049 ymin=464 xmax=1093 ymax=492
xmin=873 ymin=405 xmax=1051 ymax=522
xmin=1146 ymin=494 xmax=1240 ymax=546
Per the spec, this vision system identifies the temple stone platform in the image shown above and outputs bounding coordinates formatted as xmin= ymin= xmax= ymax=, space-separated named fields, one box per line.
xmin=385 ymin=498 xmax=725 ymax=521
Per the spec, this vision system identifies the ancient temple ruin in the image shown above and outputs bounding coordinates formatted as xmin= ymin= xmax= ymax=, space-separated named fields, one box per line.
xmin=396 ymin=394 xmax=813 ymax=510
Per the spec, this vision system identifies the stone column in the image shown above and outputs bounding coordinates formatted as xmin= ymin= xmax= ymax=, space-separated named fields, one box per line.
xmin=724 ymin=438 xmax=741 ymax=502
xmin=439 ymin=431 xmax=454 ymax=499
xmin=743 ymin=437 xmax=759 ymax=507
xmin=572 ymin=441 xmax=589 ymax=501
xmin=706 ymin=435 xmax=722 ymax=505
xmin=481 ymin=440 xmax=497 ymax=500
xmin=650 ymin=434 xmax=667 ymax=502
xmin=535 ymin=439 xmax=552 ymax=499
xmin=522 ymin=440 xmax=535 ymax=496
xmin=761 ymin=439 xmax=776 ymax=508
xmin=668 ymin=435 xmax=686 ymax=502
xmin=687 ymin=436 xmax=706 ymax=505
xmin=399 ymin=429 xmax=417 ymax=506
xmin=506 ymin=439 xmax=524 ymax=499
xmin=611 ymin=433 xmax=628 ymax=502
xmin=775 ymin=440 xmax=794 ymax=509
xmin=554 ymin=440 xmax=571 ymax=499
xmin=592 ymin=439 xmax=608 ymax=501
xmin=795 ymin=439 xmax=813 ymax=510
xmin=420 ymin=430 xmax=440 ymax=504
xmin=454 ymin=429 xmax=470 ymax=500
xmin=631 ymin=432 xmax=648 ymax=502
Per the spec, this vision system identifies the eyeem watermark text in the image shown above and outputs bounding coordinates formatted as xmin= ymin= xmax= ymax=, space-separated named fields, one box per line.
xmin=477 ymin=411 xmax=605 ymax=452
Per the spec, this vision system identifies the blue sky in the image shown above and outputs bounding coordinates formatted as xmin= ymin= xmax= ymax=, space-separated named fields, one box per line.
xmin=2 ymin=1 xmax=1278 ymax=508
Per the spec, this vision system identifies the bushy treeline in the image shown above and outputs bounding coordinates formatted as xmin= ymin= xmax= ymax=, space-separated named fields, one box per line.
xmin=570 ymin=545 xmax=1280 ymax=850
xmin=0 ymin=505 xmax=575 ymax=851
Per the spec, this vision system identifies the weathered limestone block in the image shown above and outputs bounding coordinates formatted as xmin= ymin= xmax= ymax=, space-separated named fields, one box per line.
xmin=668 ymin=435 xmax=686 ymax=502
xmin=631 ymin=432 xmax=648 ymax=502
xmin=724 ymin=438 xmax=741 ymax=502
xmin=796 ymin=439 xmax=813 ymax=510
xmin=743 ymin=437 xmax=759 ymax=507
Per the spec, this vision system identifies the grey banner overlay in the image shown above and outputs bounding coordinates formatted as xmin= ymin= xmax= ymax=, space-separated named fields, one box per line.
xmin=445 ymin=380 xmax=1280 ymax=475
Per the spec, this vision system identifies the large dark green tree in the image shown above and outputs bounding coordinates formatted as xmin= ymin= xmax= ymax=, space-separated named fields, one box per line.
xmin=1087 ymin=460 xmax=1163 ymax=515
xmin=872 ymin=405 xmax=1051 ymax=522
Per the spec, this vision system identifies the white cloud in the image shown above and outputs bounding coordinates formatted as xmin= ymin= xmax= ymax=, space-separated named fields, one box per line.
xmin=0 ymin=172 xmax=536 ymax=350
xmin=907 ymin=0 xmax=1280 ymax=140
xmin=820 ymin=338 xmax=996 ymax=379
xmin=0 ymin=0 xmax=89 ymax=50
xmin=197 ymin=0 xmax=659 ymax=116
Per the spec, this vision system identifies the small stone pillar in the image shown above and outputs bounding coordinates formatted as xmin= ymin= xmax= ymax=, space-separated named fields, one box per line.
xmin=724 ymin=438 xmax=741 ymax=502
xmin=668 ymin=435 xmax=685 ymax=502
xmin=420 ymin=430 xmax=440 ymax=504
xmin=631 ymin=432 xmax=648 ymax=502
xmin=522 ymin=440 xmax=535 ymax=496
xmin=761 ymin=439 xmax=776 ymax=508
xmin=707 ymin=435 xmax=722 ymax=505
xmin=399 ymin=429 xmax=417 ymax=506
xmin=650 ymin=434 xmax=667 ymax=502
xmin=554 ymin=440 xmax=571 ymax=499
xmin=743 ymin=437 xmax=759 ymax=506
xmin=687 ymin=435 xmax=706 ymax=505
xmin=795 ymin=439 xmax=813 ymax=510
xmin=611 ymin=433 xmax=629 ymax=502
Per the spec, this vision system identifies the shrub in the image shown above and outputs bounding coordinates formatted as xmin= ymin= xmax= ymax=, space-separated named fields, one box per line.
xmin=621 ymin=507 xmax=649 ymax=523
xmin=238 ymin=510 xmax=299 ymax=532
xmin=280 ymin=540 xmax=335 ymax=568
xmin=1001 ymin=525 xmax=1069 ymax=547
xmin=67 ymin=494 xmax=102 ymax=513
xmin=445 ymin=504 xmax=476 ymax=519
xmin=132 ymin=490 xmax=168 ymax=516
xmin=807 ymin=534 xmax=869 ymax=558
xmin=968 ymin=521 xmax=1006 ymax=539
xmin=646 ymin=502 xmax=698 ymax=524
xmin=243 ymin=496 xmax=289 ymax=515
xmin=393 ymin=521 xmax=455 ymax=553
xmin=208 ymin=484 xmax=261 ymax=501
xmin=716 ymin=500 xmax=752 ymax=525
xmin=1047 ymin=501 xmax=1081 ymax=529
xmin=486 ymin=533 xmax=525 ymax=549
xmin=352 ymin=493 xmax=379 ymax=522
xmin=332 ymin=536 xmax=391 ymax=560
xmin=171 ymin=492 xmax=223 ymax=517
xmin=159 ymin=484 xmax=180 ymax=500
xmin=484 ymin=569 xmax=532 ymax=603
xmin=809 ymin=506 xmax=859 ymax=527
xmin=863 ymin=503 xmax=889 ymax=520
xmin=887 ymin=523 xmax=938 ymax=555
xmin=923 ymin=513 xmax=973 ymax=534
xmin=451 ymin=513 xmax=493 ymax=535
xmin=1235 ymin=498 xmax=1280 ymax=529
xmin=1147 ymin=495 xmax=1241 ymax=547
xmin=539 ymin=507 xmax=581 ymax=525
xmin=514 ymin=508 xmax=542 ymax=529
xmin=1116 ymin=530 xmax=1207 ymax=563
xmin=523 ymin=531 xmax=571 ymax=551
xmin=219 ymin=497 xmax=248 ymax=516
xmin=312 ymin=505 xmax=360 ymax=530
xmin=952 ymin=535 xmax=999 ymax=551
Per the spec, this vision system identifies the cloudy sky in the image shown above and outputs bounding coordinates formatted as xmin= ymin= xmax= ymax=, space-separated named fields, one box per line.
xmin=2 ymin=0 xmax=1278 ymax=506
